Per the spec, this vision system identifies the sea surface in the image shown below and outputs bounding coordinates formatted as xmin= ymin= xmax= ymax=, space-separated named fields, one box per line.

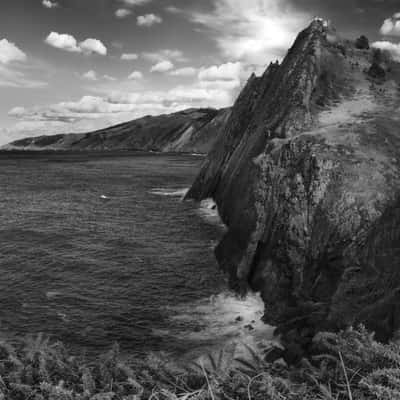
xmin=0 ymin=151 xmax=269 ymax=358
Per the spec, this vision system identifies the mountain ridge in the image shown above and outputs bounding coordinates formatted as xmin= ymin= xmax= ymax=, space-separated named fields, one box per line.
xmin=4 ymin=107 xmax=231 ymax=154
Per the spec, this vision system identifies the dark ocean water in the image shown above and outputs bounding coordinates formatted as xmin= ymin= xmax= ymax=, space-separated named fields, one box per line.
xmin=0 ymin=151 xmax=270 ymax=358
xmin=0 ymin=152 xmax=228 ymax=355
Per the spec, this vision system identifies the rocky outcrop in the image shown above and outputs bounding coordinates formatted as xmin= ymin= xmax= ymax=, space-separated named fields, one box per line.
xmin=4 ymin=108 xmax=231 ymax=154
xmin=187 ymin=19 xmax=400 ymax=355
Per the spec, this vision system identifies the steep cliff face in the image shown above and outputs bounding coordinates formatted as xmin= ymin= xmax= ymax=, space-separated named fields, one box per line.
xmin=187 ymin=20 xmax=400 ymax=351
xmin=5 ymin=108 xmax=231 ymax=154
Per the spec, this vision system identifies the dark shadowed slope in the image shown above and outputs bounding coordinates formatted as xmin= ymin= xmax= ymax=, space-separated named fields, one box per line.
xmin=187 ymin=19 xmax=400 ymax=358
xmin=4 ymin=108 xmax=231 ymax=153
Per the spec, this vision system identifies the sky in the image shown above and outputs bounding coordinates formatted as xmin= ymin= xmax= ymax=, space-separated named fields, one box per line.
xmin=0 ymin=0 xmax=400 ymax=144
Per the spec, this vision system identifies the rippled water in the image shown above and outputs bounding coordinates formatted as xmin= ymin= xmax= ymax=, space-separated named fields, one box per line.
xmin=0 ymin=151 xmax=270 ymax=358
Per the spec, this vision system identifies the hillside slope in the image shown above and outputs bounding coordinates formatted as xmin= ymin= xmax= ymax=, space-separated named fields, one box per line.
xmin=4 ymin=107 xmax=231 ymax=153
xmin=187 ymin=19 xmax=400 ymax=358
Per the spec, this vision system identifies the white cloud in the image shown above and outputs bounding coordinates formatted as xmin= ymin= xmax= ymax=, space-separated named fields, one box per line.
xmin=198 ymin=62 xmax=242 ymax=81
xmin=42 ymin=0 xmax=58 ymax=8
xmin=82 ymin=71 xmax=117 ymax=82
xmin=141 ymin=49 xmax=186 ymax=62
xmin=0 ymin=64 xmax=47 ymax=88
xmin=137 ymin=14 xmax=162 ymax=27
xmin=150 ymin=60 xmax=174 ymax=72
xmin=372 ymin=41 xmax=400 ymax=61
xmin=10 ymin=77 xmax=235 ymax=122
xmin=45 ymin=32 xmax=107 ymax=55
xmin=115 ymin=8 xmax=132 ymax=18
xmin=0 ymin=39 xmax=46 ymax=88
xmin=6 ymin=74 xmax=239 ymax=142
xmin=380 ymin=14 xmax=400 ymax=36
xmin=10 ymin=86 xmax=230 ymax=124
xmin=103 ymin=75 xmax=117 ymax=81
xmin=119 ymin=0 xmax=151 ymax=6
xmin=0 ymin=121 xmax=72 ymax=146
xmin=121 ymin=53 xmax=139 ymax=60
xmin=128 ymin=70 xmax=143 ymax=80
xmin=194 ymin=62 xmax=244 ymax=93
xmin=188 ymin=0 xmax=309 ymax=65
xmin=199 ymin=79 xmax=241 ymax=91
xmin=82 ymin=70 xmax=98 ymax=81
xmin=167 ymin=86 xmax=231 ymax=104
xmin=170 ymin=67 xmax=197 ymax=77
xmin=165 ymin=6 xmax=182 ymax=14
xmin=0 ymin=39 xmax=27 ymax=64
xmin=79 ymin=38 xmax=107 ymax=55
xmin=45 ymin=32 xmax=80 ymax=52
xmin=8 ymin=95 xmax=161 ymax=123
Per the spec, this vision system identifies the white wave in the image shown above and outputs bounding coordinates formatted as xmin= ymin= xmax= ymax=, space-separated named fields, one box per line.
xmin=57 ymin=312 xmax=70 ymax=323
xmin=197 ymin=198 xmax=225 ymax=228
xmin=149 ymin=188 xmax=189 ymax=199
xmin=46 ymin=291 xmax=62 ymax=299
xmin=158 ymin=291 xmax=276 ymax=357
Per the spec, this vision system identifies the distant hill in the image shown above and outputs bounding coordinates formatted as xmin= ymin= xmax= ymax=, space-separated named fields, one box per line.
xmin=4 ymin=107 xmax=231 ymax=154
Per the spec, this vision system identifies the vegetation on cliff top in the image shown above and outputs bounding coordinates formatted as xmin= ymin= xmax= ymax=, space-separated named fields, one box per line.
xmin=0 ymin=326 xmax=399 ymax=399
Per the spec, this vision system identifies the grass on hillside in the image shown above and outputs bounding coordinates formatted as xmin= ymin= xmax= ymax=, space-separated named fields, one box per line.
xmin=0 ymin=325 xmax=399 ymax=399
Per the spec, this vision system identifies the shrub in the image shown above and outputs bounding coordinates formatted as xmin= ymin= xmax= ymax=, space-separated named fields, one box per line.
xmin=0 ymin=326 xmax=399 ymax=399
xmin=355 ymin=35 xmax=370 ymax=50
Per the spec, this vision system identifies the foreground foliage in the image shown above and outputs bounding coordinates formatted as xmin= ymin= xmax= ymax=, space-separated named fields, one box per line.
xmin=0 ymin=326 xmax=399 ymax=399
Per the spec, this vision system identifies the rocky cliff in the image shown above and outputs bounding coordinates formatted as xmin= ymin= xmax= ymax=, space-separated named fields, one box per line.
xmin=4 ymin=108 xmax=231 ymax=153
xmin=187 ymin=19 xmax=400 ymax=357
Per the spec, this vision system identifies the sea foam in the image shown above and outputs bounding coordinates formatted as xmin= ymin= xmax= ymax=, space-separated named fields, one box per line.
xmin=197 ymin=198 xmax=225 ymax=228
xmin=149 ymin=188 xmax=189 ymax=199
xmin=156 ymin=291 xmax=277 ymax=360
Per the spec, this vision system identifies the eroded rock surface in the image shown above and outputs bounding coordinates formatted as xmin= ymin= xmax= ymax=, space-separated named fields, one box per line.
xmin=187 ymin=20 xmax=400 ymax=352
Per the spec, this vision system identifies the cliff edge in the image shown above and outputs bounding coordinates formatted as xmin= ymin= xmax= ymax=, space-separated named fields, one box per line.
xmin=186 ymin=20 xmax=400 ymax=357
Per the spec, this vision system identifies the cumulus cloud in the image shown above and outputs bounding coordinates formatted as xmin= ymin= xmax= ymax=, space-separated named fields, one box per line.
xmin=45 ymin=32 xmax=80 ymax=52
xmin=0 ymin=64 xmax=47 ymax=88
xmin=0 ymin=39 xmax=27 ymax=64
xmin=82 ymin=70 xmax=98 ymax=81
xmin=0 ymin=121 xmax=73 ymax=146
xmin=137 ymin=14 xmax=162 ymax=27
xmin=0 ymin=39 xmax=45 ymax=88
xmin=10 ymin=84 xmax=232 ymax=125
xmin=188 ymin=0 xmax=309 ymax=65
xmin=8 ymin=95 xmax=161 ymax=125
xmin=196 ymin=62 xmax=243 ymax=94
xmin=82 ymin=70 xmax=117 ymax=82
xmin=79 ymin=38 xmax=107 ymax=55
xmin=42 ymin=0 xmax=58 ymax=8
xmin=150 ymin=60 xmax=174 ymax=73
xmin=198 ymin=62 xmax=242 ymax=81
xmin=115 ymin=8 xmax=132 ymax=18
xmin=128 ymin=70 xmax=143 ymax=80
xmin=121 ymin=53 xmax=138 ymax=60
xmin=45 ymin=32 xmax=107 ymax=55
xmin=6 ymin=70 xmax=241 ymax=141
xmin=7 ymin=60 xmax=244 ymax=137
xmin=372 ymin=41 xmax=400 ymax=61
xmin=169 ymin=67 xmax=197 ymax=77
xmin=103 ymin=75 xmax=116 ymax=81
xmin=380 ymin=13 xmax=400 ymax=36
